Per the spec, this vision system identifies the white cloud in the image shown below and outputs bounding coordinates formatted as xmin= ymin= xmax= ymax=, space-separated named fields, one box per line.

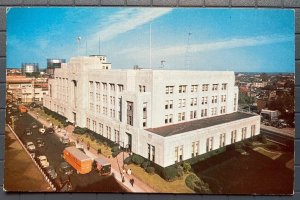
xmin=88 ymin=8 xmax=172 ymax=48
xmin=153 ymin=34 xmax=293 ymax=58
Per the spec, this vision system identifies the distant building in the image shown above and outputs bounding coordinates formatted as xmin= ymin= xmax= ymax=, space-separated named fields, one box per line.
xmin=7 ymin=75 xmax=48 ymax=103
xmin=44 ymin=55 xmax=260 ymax=167
xmin=21 ymin=63 xmax=39 ymax=74
xmin=46 ymin=59 xmax=66 ymax=77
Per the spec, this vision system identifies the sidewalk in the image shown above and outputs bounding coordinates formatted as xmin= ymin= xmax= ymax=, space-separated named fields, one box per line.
xmin=260 ymin=124 xmax=294 ymax=138
xmin=27 ymin=109 xmax=156 ymax=193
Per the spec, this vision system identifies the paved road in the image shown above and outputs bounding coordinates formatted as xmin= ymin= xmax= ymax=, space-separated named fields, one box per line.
xmin=12 ymin=112 xmax=127 ymax=192
xmin=260 ymin=128 xmax=294 ymax=148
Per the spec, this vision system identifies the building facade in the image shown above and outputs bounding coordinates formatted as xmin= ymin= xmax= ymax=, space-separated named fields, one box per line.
xmin=43 ymin=56 xmax=260 ymax=167
xmin=7 ymin=76 xmax=48 ymax=103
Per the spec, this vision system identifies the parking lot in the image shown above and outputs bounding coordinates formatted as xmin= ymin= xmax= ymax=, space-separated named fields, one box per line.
xmin=10 ymin=110 xmax=127 ymax=192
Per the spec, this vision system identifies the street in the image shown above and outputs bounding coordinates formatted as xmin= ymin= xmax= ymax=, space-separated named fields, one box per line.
xmin=12 ymin=112 xmax=127 ymax=192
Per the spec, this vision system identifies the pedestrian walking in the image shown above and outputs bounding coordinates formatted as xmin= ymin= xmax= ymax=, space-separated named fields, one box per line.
xmin=121 ymin=172 xmax=125 ymax=183
xmin=127 ymin=168 xmax=132 ymax=176
xmin=130 ymin=178 xmax=134 ymax=187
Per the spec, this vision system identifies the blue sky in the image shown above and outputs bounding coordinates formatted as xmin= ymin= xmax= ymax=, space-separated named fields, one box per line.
xmin=7 ymin=8 xmax=294 ymax=72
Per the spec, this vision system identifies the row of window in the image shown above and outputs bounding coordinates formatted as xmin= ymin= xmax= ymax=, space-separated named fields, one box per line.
xmin=165 ymin=96 xmax=227 ymax=110
xmin=165 ymin=83 xmax=228 ymax=94
xmin=164 ymin=107 xmax=226 ymax=124
xmin=86 ymin=118 xmax=120 ymax=143
xmin=174 ymin=125 xmax=256 ymax=163
xmin=89 ymin=81 xmax=124 ymax=93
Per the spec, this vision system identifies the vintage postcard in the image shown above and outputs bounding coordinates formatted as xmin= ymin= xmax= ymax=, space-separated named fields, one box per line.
xmin=5 ymin=7 xmax=294 ymax=194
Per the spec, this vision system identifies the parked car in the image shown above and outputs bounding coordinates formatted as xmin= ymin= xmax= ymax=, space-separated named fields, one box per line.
xmin=54 ymin=174 xmax=72 ymax=192
xmin=46 ymin=166 xmax=58 ymax=179
xmin=36 ymin=138 xmax=45 ymax=148
xmin=60 ymin=135 xmax=70 ymax=144
xmin=59 ymin=162 xmax=73 ymax=175
xmin=26 ymin=142 xmax=36 ymax=151
xmin=24 ymin=128 xmax=32 ymax=136
xmin=38 ymin=155 xmax=50 ymax=168
xmin=46 ymin=127 xmax=55 ymax=134
xmin=31 ymin=122 xmax=38 ymax=129
xmin=39 ymin=127 xmax=46 ymax=134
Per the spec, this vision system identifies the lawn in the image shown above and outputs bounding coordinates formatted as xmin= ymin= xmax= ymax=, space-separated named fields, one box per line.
xmin=192 ymin=142 xmax=294 ymax=194
xmin=127 ymin=164 xmax=194 ymax=193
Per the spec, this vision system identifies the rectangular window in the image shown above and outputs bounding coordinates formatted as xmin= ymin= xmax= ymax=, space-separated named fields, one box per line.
xmin=191 ymin=85 xmax=198 ymax=92
xmin=201 ymin=109 xmax=208 ymax=117
xmin=192 ymin=141 xmax=199 ymax=157
xmin=169 ymin=114 xmax=173 ymax=123
xmin=110 ymin=83 xmax=115 ymax=91
xmin=202 ymin=84 xmax=209 ymax=91
xmin=127 ymin=101 xmax=133 ymax=126
xmin=179 ymin=85 xmax=187 ymax=93
xmin=220 ymin=133 xmax=226 ymax=147
xmin=191 ymin=98 xmax=197 ymax=106
xmin=102 ymin=82 xmax=107 ymax=90
xmin=242 ymin=127 xmax=247 ymax=140
xmin=211 ymin=96 xmax=218 ymax=103
xmin=165 ymin=86 xmax=174 ymax=94
xmin=175 ymin=146 xmax=183 ymax=163
xmin=190 ymin=110 xmax=197 ymax=119
xmin=212 ymin=84 xmax=218 ymax=91
xmin=202 ymin=97 xmax=208 ymax=105
xmin=99 ymin=123 xmax=103 ymax=135
xmin=118 ymin=84 xmax=124 ymax=92
xmin=220 ymin=106 xmax=226 ymax=114
xmin=231 ymin=130 xmax=237 ymax=143
xmin=221 ymin=83 xmax=227 ymax=90
xmin=221 ymin=95 xmax=226 ymax=102
xmin=178 ymin=112 xmax=185 ymax=121
xmin=211 ymin=107 xmax=217 ymax=116
xmin=234 ymin=93 xmax=237 ymax=111
xmin=206 ymin=137 xmax=213 ymax=152
xmin=251 ymin=125 xmax=256 ymax=137
xmin=114 ymin=130 xmax=120 ymax=143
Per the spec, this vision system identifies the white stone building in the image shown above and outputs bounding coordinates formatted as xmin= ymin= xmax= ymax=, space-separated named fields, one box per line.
xmin=43 ymin=56 xmax=260 ymax=167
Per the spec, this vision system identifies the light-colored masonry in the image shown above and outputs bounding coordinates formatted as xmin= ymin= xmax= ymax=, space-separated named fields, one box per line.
xmin=44 ymin=55 xmax=260 ymax=167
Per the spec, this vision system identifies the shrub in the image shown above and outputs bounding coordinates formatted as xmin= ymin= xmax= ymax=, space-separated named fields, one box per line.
xmin=141 ymin=161 xmax=150 ymax=169
xmin=176 ymin=165 xmax=184 ymax=177
xmin=146 ymin=166 xmax=155 ymax=175
xmin=162 ymin=166 xmax=178 ymax=181
xmin=182 ymin=162 xmax=191 ymax=173
xmin=131 ymin=154 xmax=145 ymax=165
xmin=124 ymin=156 xmax=132 ymax=165
xmin=97 ymin=148 xmax=102 ymax=154
xmin=260 ymin=135 xmax=268 ymax=144
xmin=111 ymin=145 xmax=120 ymax=153
xmin=74 ymin=126 xmax=86 ymax=135
xmin=185 ymin=173 xmax=211 ymax=193
xmin=185 ymin=173 xmax=199 ymax=190
xmin=112 ymin=151 xmax=120 ymax=158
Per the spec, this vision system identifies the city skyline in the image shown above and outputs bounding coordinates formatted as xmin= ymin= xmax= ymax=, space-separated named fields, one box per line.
xmin=7 ymin=8 xmax=294 ymax=72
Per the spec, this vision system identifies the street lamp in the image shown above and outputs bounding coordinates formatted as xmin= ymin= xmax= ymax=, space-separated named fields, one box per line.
xmin=119 ymin=141 xmax=125 ymax=170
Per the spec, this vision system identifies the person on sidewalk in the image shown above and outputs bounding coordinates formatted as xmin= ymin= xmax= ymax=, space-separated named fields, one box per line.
xmin=121 ymin=172 xmax=125 ymax=183
xmin=130 ymin=178 xmax=134 ymax=187
xmin=127 ymin=168 xmax=132 ymax=176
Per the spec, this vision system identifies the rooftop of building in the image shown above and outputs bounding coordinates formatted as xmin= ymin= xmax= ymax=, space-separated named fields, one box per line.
xmin=146 ymin=112 xmax=258 ymax=137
